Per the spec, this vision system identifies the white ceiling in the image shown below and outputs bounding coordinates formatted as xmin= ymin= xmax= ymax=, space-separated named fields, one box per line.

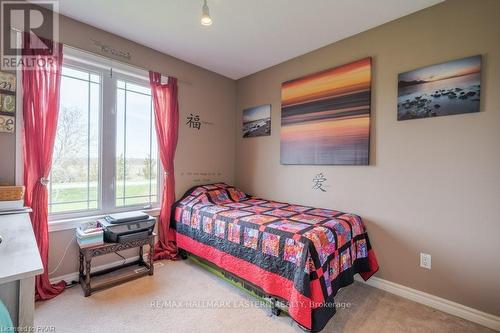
xmin=56 ymin=0 xmax=443 ymax=79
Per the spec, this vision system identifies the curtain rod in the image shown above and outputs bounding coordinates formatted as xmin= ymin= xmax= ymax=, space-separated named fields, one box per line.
xmin=10 ymin=28 xmax=192 ymax=86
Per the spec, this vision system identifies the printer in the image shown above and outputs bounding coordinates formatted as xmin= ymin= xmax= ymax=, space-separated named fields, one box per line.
xmin=98 ymin=211 xmax=156 ymax=243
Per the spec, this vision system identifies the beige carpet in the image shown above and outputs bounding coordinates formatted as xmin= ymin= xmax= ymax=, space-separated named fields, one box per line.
xmin=35 ymin=260 xmax=494 ymax=333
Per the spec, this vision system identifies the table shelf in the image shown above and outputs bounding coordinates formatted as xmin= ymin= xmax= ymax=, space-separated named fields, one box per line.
xmin=78 ymin=233 xmax=155 ymax=297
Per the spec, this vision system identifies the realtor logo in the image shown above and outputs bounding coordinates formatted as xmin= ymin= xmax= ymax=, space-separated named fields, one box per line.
xmin=1 ymin=1 xmax=59 ymax=70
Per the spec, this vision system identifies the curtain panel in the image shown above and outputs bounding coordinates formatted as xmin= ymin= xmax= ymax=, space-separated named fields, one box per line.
xmin=149 ymin=72 xmax=180 ymax=260
xmin=22 ymin=34 xmax=66 ymax=300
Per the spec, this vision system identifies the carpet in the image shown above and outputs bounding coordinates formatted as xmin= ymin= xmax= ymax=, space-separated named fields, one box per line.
xmin=35 ymin=259 xmax=494 ymax=333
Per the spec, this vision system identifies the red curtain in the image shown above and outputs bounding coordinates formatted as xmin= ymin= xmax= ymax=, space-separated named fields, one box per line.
xmin=22 ymin=35 xmax=66 ymax=300
xmin=149 ymin=71 xmax=180 ymax=260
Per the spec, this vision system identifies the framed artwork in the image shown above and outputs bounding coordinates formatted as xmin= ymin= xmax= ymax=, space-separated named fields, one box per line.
xmin=397 ymin=55 xmax=481 ymax=121
xmin=280 ymin=58 xmax=371 ymax=165
xmin=0 ymin=71 xmax=16 ymax=116
xmin=0 ymin=72 xmax=16 ymax=93
xmin=0 ymin=94 xmax=16 ymax=114
xmin=0 ymin=115 xmax=15 ymax=133
xmin=242 ymin=104 xmax=271 ymax=138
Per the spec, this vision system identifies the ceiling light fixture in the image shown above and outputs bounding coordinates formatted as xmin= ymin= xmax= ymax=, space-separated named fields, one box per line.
xmin=201 ymin=0 xmax=212 ymax=26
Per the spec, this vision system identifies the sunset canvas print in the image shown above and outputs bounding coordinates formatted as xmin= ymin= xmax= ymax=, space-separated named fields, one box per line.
xmin=280 ymin=58 xmax=371 ymax=165
xmin=398 ymin=55 xmax=481 ymax=120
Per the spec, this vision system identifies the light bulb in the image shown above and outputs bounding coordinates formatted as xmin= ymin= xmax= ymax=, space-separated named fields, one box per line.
xmin=201 ymin=15 xmax=212 ymax=26
xmin=201 ymin=0 xmax=212 ymax=26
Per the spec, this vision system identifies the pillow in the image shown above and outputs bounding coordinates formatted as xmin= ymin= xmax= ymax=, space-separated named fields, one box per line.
xmin=227 ymin=187 xmax=248 ymax=202
xmin=207 ymin=189 xmax=232 ymax=204
xmin=192 ymin=184 xmax=248 ymax=203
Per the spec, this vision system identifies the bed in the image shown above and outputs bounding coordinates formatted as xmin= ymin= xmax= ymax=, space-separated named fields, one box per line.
xmin=173 ymin=183 xmax=379 ymax=332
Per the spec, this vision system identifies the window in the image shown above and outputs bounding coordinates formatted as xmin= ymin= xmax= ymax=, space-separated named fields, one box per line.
xmin=49 ymin=67 xmax=101 ymax=214
xmin=115 ymin=80 xmax=158 ymax=207
xmin=48 ymin=49 xmax=160 ymax=218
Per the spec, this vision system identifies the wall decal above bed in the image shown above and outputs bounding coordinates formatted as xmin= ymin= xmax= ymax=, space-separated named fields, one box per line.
xmin=312 ymin=173 xmax=328 ymax=192
xmin=397 ymin=55 xmax=481 ymax=121
xmin=242 ymin=104 xmax=271 ymax=138
xmin=280 ymin=58 xmax=371 ymax=165
xmin=180 ymin=171 xmax=223 ymax=184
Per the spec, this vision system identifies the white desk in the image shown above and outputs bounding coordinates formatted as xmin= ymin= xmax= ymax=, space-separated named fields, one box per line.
xmin=0 ymin=209 xmax=43 ymax=329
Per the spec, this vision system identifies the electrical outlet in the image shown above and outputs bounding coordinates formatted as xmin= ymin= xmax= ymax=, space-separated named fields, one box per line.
xmin=420 ymin=253 xmax=432 ymax=269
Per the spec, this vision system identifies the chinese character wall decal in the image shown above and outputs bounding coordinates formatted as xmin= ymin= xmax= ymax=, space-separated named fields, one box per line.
xmin=186 ymin=114 xmax=201 ymax=130
xmin=312 ymin=173 xmax=328 ymax=192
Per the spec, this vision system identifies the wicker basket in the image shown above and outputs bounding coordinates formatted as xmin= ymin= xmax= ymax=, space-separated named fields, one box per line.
xmin=0 ymin=186 xmax=25 ymax=201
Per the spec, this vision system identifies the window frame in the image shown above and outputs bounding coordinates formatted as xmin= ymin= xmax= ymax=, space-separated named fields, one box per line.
xmin=48 ymin=47 xmax=162 ymax=222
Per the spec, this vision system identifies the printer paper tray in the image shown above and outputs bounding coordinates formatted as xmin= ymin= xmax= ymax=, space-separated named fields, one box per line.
xmin=115 ymin=231 xmax=150 ymax=243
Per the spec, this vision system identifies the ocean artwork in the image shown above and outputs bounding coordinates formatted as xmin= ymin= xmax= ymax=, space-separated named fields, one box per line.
xmin=280 ymin=58 xmax=371 ymax=165
xmin=243 ymin=104 xmax=271 ymax=138
xmin=398 ymin=55 xmax=481 ymax=121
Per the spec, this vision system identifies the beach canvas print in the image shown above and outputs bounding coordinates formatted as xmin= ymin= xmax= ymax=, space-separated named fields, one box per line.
xmin=243 ymin=104 xmax=271 ymax=138
xmin=398 ymin=55 xmax=481 ymax=121
xmin=280 ymin=58 xmax=371 ymax=165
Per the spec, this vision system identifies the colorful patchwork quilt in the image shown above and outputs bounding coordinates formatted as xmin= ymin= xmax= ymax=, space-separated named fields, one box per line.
xmin=173 ymin=183 xmax=378 ymax=332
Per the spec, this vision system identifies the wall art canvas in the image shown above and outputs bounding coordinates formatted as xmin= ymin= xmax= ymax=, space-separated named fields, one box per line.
xmin=0 ymin=71 xmax=16 ymax=115
xmin=0 ymin=72 xmax=16 ymax=93
xmin=0 ymin=93 xmax=16 ymax=114
xmin=242 ymin=104 xmax=271 ymax=138
xmin=280 ymin=58 xmax=371 ymax=165
xmin=397 ymin=55 xmax=481 ymax=121
xmin=0 ymin=114 xmax=15 ymax=133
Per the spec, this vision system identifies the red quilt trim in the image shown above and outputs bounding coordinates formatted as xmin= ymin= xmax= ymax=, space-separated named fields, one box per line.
xmin=176 ymin=232 xmax=313 ymax=329
xmin=359 ymin=249 xmax=379 ymax=281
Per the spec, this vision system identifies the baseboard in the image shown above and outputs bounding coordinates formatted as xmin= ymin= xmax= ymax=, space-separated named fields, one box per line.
xmin=354 ymin=275 xmax=500 ymax=331
xmin=50 ymin=254 xmax=152 ymax=285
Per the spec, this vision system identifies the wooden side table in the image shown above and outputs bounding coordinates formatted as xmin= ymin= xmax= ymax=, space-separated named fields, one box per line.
xmin=78 ymin=233 xmax=155 ymax=297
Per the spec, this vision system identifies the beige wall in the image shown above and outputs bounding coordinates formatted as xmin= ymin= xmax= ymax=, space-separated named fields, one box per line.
xmin=235 ymin=0 xmax=500 ymax=316
xmin=0 ymin=131 xmax=15 ymax=184
xmin=39 ymin=14 xmax=236 ymax=278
